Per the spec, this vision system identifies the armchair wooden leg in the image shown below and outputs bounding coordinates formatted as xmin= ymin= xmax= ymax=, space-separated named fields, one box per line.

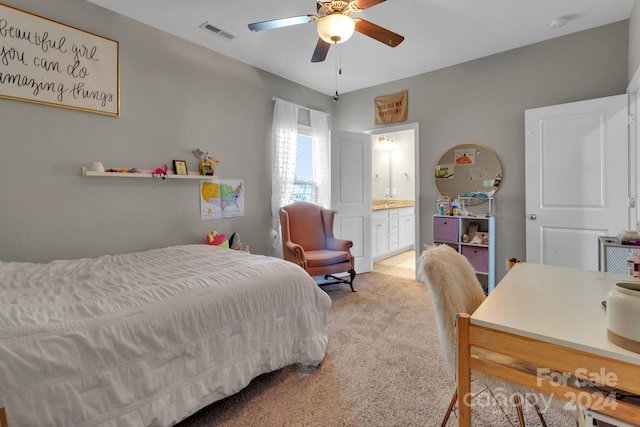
xmin=318 ymin=272 xmax=356 ymax=292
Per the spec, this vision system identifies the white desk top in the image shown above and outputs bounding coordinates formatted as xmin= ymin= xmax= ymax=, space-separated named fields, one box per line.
xmin=471 ymin=263 xmax=640 ymax=365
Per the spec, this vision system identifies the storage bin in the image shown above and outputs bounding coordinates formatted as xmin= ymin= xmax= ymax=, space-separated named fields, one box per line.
xmin=461 ymin=246 xmax=489 ymax=273
xmin=433 ymin=216 xmax=458 ymax=243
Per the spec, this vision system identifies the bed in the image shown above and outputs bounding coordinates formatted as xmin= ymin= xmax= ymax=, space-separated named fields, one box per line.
xmin=0 ymin=244 xmax=332 ymax=426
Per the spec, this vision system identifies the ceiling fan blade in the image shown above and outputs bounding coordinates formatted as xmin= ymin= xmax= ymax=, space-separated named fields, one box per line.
xmin=354 ymin=0 xmax=386 ymax=10
xmin=248 ymin=15 xmax=316 ymax=32
xmin=311 ymin=38 xmax=331 ymax=63
xmin=354 ymin=18 xmax=404 ymax=47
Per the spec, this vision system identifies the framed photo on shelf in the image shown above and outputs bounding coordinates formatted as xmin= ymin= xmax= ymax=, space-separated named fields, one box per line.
xmin=173 ymin=160 xmax=188 ymax=175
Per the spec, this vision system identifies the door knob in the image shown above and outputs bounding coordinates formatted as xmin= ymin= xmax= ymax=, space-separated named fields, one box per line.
xmin=527 ymin=214 xmax=537 ymax=220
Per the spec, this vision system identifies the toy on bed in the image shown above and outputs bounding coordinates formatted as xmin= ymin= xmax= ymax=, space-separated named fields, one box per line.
xmin=206 ymin=230 xmax=250 ymax=252
xmin=206 ymin=230 xmax=229 ymax=248
xmin=229 ymin=232 xmax=249 ymax=252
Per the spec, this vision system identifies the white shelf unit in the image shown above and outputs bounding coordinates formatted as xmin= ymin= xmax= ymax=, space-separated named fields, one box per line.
xmin=460 ymin=192 xmax=495 ymax=216
xmin=432 ymin=214 xmax=496 ymax=294
xmin=81 ymin=167 xmax=215 ymax=180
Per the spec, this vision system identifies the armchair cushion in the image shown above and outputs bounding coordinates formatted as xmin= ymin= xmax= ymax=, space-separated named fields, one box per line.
xmin=305 ymin=250 xmax=351 ymax=268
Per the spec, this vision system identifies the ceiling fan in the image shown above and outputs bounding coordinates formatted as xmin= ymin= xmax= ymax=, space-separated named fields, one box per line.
xmin=248 ymin=0 xmax=404 ymax=63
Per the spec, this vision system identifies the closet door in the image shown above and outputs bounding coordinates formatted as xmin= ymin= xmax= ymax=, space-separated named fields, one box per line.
xmin=525 ymin=94 xmax=629 ymax=270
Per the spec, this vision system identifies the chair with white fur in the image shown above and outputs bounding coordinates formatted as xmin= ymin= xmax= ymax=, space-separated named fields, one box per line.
xmin=417 ymin=244 xmax=548 ymax=427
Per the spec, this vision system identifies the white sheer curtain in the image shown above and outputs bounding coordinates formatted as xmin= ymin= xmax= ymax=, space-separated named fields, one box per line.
xmin=271 ymin=98 xmax=299 ymax=257
xmin=310 ymin=109 xmax=330 ymax=208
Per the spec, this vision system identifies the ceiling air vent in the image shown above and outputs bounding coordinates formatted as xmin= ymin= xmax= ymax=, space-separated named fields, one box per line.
xmin=199 ymin=22 xmax=236 ymax=41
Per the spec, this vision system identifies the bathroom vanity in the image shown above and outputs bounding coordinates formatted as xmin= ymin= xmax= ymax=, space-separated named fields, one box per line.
xmin=372 ymin=200 xmax=415 ymax=261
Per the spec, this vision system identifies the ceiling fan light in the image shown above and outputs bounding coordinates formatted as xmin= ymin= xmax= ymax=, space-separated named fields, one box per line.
xmin=317 ymin=14 xmax=355 ymax=44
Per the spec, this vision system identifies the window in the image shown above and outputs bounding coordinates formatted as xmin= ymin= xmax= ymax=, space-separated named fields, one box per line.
xmin=271 ymin=98 xmax=329 ymax=255
xmin=292 ymin=132 xmax=316 ymax=203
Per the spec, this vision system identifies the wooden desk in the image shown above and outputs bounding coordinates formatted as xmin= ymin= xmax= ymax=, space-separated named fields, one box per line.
xmin=456 ymin=263 xmax=640 ymax=426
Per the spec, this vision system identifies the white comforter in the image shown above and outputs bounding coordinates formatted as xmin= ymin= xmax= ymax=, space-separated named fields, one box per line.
xmin=0 ymin=245 xmax=331 ymax=427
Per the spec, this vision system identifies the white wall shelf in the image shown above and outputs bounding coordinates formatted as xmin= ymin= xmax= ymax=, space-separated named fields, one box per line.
xmin=81 ymin=167 xmax=216 ymax=180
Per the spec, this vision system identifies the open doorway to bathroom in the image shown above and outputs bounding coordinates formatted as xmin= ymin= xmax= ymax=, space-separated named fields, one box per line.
xmin=373 ymin=249 xmax=416 ymax=279
xmin=367 ymin=123 xmax=419 ymax=280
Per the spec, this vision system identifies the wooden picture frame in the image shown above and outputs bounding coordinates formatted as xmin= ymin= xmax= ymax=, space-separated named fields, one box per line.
xmin=0 ymin=3 xmax=120 ymax=116
xmin=173 ymin=160 xmax=188 ymax=175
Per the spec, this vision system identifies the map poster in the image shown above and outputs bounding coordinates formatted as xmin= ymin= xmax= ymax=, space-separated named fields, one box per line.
xmin=200 ymin=179 xmax=245 ymax=220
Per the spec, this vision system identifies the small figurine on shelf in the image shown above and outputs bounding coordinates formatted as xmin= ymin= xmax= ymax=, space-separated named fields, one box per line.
xmin=152 ymin=164 xmax=168 ymax=179
xmin=436 ymin=197 xmax=449 ymax=215
xmin=89 ymin=161 xmax=105 ymax=172
xmin=193 ymin=148 xmax=220 ymax=176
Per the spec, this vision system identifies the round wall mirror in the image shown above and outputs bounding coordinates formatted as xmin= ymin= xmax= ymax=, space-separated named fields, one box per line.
xmin=434 ymin=143 xmax=503 ymax=205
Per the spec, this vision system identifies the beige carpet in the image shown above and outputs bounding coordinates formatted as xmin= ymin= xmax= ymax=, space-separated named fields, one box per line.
xmin=176 ymin=272 xmax=576 ymax=427
xmin=373 ymin=250 xmax=417 ymax=280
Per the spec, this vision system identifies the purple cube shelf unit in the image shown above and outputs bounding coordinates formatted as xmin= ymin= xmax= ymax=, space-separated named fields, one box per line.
xmin=432 ymin=214 xmax=496 ymax=293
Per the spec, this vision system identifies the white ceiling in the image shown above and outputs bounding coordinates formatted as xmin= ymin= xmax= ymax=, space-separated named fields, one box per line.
xmin=85 ymin=0 xmax=635 ymax=96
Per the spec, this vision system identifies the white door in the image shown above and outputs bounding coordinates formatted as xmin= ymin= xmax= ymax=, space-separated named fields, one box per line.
xmin=331 ymin=130 xmax=372 ymax=273
xmin=525 ymin=94 xmax=629 ymax=270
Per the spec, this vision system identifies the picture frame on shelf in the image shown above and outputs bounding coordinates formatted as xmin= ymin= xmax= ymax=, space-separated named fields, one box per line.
xmin=173 ymin=160 xmax=188 ymax=175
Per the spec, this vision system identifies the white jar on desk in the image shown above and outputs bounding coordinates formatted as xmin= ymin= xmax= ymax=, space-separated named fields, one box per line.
xmin=606 ymin=281 xmax=640 ymax=353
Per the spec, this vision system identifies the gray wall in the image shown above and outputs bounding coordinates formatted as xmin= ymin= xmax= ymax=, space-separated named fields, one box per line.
xmin=0 ymin=0 xmax=333 ymax=262
xmin=630 ymin=0 xmax=640 ymax=80
xmin=0 ymin=0 xmax=632 ymax=281
xmin=333 ymin=22 xmax=629 ymax=282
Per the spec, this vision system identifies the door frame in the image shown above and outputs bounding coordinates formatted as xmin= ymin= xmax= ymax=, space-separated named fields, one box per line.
xmin=365 ymin=122 xmax=420 ymax=277
xmin=628 ymin=68 xmax=640 ymax=227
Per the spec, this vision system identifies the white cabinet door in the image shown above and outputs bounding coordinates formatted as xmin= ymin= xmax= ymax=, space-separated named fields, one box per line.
xmin=399 ymin=213 xmax=415 ymax=248
xmin=372 ymin=210 xmax=389 ymax=260
xmin=388 ymin=209 xmax=399 ymax=252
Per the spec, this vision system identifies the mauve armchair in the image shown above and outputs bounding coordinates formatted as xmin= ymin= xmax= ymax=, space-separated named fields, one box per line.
xmin=279 ymin=201 xmax=356 ymax=292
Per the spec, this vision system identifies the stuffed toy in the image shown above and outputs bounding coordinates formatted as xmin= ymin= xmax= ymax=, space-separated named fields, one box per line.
xmin=206 ymin=230 xmax=229 ymax=248
xmin=152 ymin=164 xmax=168 ymax=179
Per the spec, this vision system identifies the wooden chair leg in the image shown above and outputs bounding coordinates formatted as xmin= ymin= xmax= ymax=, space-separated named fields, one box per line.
xmin=441 ymin=389 xmax=457 ymax=427
xmin=486 ymin=387 xmax=517 ymax=427
xmin=533 ymin=404 xmax=547 ymax=427
xmin=513 ymin=394 xmax=526 ymax=426
xmin=441 ymin=384 xmax=522 ymax=427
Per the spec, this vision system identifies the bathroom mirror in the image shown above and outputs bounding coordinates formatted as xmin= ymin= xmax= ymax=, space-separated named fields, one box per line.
xmin=372 ymin=133 xmax=415 ymax=203
xmin=434 ymin=143 xmax=503 ymax=205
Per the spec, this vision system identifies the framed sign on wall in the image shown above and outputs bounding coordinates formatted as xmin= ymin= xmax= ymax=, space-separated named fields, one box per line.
xmin=0 ymin=3 xmax=119 ymax=116
xmin=374 ymin=90 xmax=407 ymax=125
